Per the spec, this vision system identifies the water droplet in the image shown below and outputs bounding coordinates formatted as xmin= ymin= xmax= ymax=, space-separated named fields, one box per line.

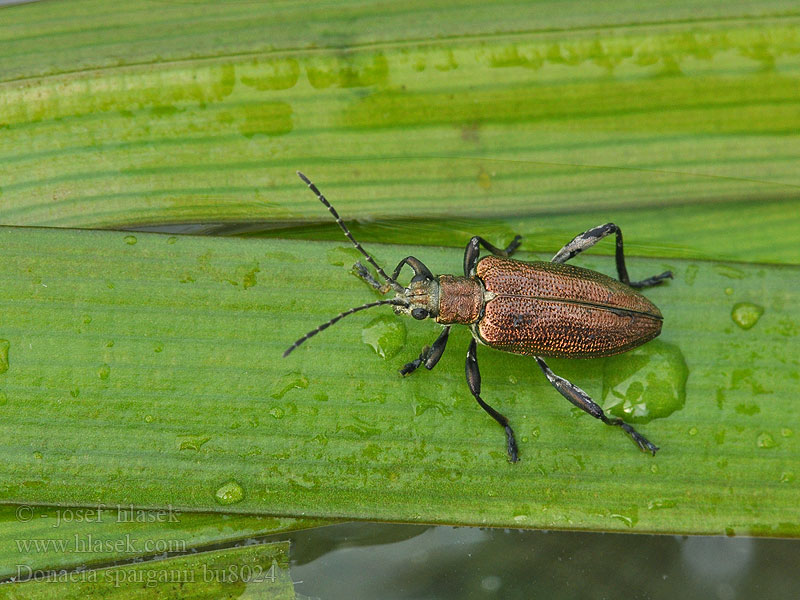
xmin=288 ymin=473 xmax=318 ymax=489
xmin=97 ymin=364 xmax=111 ymax=380
xmin=508 ymin=375 xmax=518 ymax=385
xmin=610 ymin=507 xmax=638 ymax=527
xmin=731 ymin=302 xmax=764 ymax=330
xmin=647 ymin=499 xmax=676 ymax=510
xmin=724 ymin=287 xmax=734 ymax=296
xmin=481 ymin=575 xmax=502 ymax=592
xmin=338 ymin=416 xmax=382 ymax=438
xmin=714 ymin=265 xmax=745 ymax=279
xmin=513 ymin=514 xmax=529 ymax=523
xmin=602 ymin=341 xmax=688 ymax=423
xmin=144 ymin=414 xmax=153 ymax=423
xmin=214 ymin=480 xmax=244 ymax=505
xmin=757 ymin=432 xmax=776 ymax=448
xmin=178 ymin=435 xmax=211 ymax=451
xmin=361 ymin=315 xmax=407 ymax=360
xmin=269 ymin=407 xmax=285 ymax=419
xmin=414 ymin=399 xmax=452 ymax=416
xmin=0 ymin=340 xmax=9 ymax=374
xmin=124 ymin=235 xmax=137 ymax=245
xmin=270 ymin=371 xmax=309 ymax=399
xmin=688 ymin=426 xmax=698 ymax=436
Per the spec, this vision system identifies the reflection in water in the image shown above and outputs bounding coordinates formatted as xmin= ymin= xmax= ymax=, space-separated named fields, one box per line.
xmin=283 ymin=522 xmax=797 ymax=600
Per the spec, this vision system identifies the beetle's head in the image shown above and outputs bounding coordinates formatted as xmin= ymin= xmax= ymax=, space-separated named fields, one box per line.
xmin=392 ymin=275 xmax=439 ymax=322
xmin=284 ymin=171 xmax=443 ymax=358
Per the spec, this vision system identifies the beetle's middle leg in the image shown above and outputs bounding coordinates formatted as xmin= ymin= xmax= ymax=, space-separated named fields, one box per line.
xmin=464 ymin=235 xmax=523 ymax=277
xmin=535 ymin=357 xmax=658 ymax=455
xmin=466 ymin=339 xmax=519 ymax=462
xmin=551 ymin=223 xmax=672 ymax=289
xmin=400 ymin=326 xmax=451 ymax=376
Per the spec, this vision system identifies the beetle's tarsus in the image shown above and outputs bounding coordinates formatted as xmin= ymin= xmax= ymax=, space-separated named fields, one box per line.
xmin=353 ymin=261 xmax=384 ymax=291
xmin=400 ymin=328 xmax=451 ymax=377
xmin=505 ymin=425 xmax=519 ymax=463
xmin=505 ymin=235 xmax=523 ymax=256
xmin=629 ymin=270 xmax=673 ymax=289
xmin=610 ymin=418 xmax=659 ymax=455
xmin=400 ymin=348 xmax=428 ymax=376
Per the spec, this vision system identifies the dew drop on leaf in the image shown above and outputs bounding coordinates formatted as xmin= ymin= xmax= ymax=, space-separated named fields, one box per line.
xmin=215 ymin=480 xmax=245 ymax=505
xmin=731 ymin=302 xmax=764 ymax=330
xmin=602 ymin=340 xmax=688 ymax=423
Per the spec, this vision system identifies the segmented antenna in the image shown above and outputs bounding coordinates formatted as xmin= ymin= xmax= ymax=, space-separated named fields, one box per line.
xmin=283 ymin=299 xmax=408 ymax=357
xmin=296 ymin=171 xmax=404 ymax=294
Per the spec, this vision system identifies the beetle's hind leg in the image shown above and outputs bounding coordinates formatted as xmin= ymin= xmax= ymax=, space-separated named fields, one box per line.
xmin=400 ymin=326 xmax=451 ymax=376
xmin=463 ymin=235 xmax=523 ymax=277
xmin=466 ymin=339 xmax=519 ymax=462
xmin=535 ymin=357 xmax=659 ymax=455
xmin=551 ymin=223 xmax=672 ymax=289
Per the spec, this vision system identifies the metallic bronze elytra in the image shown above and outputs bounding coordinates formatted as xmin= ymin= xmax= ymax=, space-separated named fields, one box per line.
xmin=284 ymin=172 xmax=673 ymax=463
xmin=474 ymin=257 xmax=663 ymax=358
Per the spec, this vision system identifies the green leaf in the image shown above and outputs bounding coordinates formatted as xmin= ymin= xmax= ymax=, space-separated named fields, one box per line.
xmin=0 ymin=225 xmax=797 ymax=536
xmin=0 ymin=540 xmax=294 ymax=599
xmin=2 ymin=1 xmax=800 ymax=263
xmin=0 ymin=504 xmax=323 ymax=580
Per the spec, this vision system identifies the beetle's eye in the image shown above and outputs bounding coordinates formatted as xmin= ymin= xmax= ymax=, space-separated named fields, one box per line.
xmin=411 ymin=308 xmax=429 ymax=320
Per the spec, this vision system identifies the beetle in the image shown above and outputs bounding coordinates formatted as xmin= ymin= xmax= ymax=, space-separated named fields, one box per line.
xmin=284 ymin=171 xmax=673 ymax=462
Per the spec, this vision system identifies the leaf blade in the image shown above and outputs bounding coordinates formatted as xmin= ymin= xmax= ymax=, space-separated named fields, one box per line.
xmin=0 ymin=226 xmax=797 ymax=536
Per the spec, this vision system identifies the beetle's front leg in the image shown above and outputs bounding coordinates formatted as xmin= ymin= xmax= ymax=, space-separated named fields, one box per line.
xmin=551 ymin=223 xmax=672 ymax=289
xmin=466 ymin=339 xmax=519 ymax=462
xmin=463 ymin=235 xmax=523 ymax=277
xmin=355 ymin=256 xmax=435 ymax=293
xmin=354 ymin=261 xmax=384 ymax=291
xmin=400 ymin=327 xmax=451 ymax=376
xmin=535 ymin=357 xmax=658 ymax=454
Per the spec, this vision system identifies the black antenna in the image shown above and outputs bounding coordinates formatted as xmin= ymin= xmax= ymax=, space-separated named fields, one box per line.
xmin=283 ymin=299 xmax=408 ymax=357
xmin=296 ymin=171 xmax=404 ymax=294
